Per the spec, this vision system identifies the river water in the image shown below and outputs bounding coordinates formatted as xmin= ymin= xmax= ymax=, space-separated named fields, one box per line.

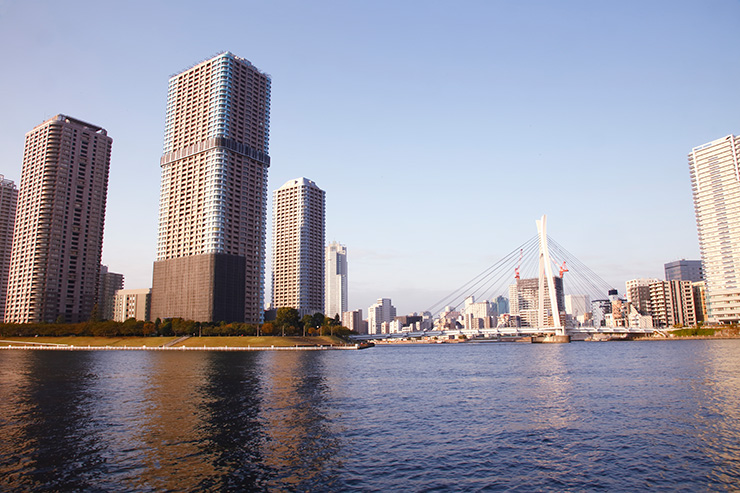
xmin=1 ymin=340 xmax=739 ymax=491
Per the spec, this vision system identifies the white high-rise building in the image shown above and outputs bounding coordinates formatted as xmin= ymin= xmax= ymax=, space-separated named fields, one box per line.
xmin=689 ymin=134 xmax=740 ymax=323
xmin=272 ymin=178 xmax=325 ymax=317
xmin=368 ymin=298 xmax=396 ymax=335
xmin=463 ymin=296 xmax=494 ymax=329
xmin=325 ymin=241 xmax=348 ymax=319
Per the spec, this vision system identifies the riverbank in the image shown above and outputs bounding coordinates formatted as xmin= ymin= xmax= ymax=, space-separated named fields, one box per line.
xmin=0 ymin=335 xmax=371 ymax=351
xmin=371 ymin=331 xmax=740 ymax=345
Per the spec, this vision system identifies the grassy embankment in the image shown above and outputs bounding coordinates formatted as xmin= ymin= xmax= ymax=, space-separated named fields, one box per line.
xmin=667 ymin=326 xmax=740 ymax=338
xmin=1 ymin=335 xmax=348 ymax=347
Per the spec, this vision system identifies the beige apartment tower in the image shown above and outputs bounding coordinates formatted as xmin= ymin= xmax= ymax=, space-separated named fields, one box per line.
xmin=272 ymin=178 xmax=325 ymax=317
xmin=0 ymin=176 xmax=18 ymax=322
xmin=151 ymin=52 xmax=271 ymax=323
xmin=6 ymin=115 xmax=111 ymax=323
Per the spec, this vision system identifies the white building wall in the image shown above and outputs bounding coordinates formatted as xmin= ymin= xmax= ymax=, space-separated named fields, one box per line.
xmin=565 ymin=294 xmax=590 ymax=318
xmin=325 ymin=242 xmax=348 ymax=318
xmin=689 ymin=134 xmax=740 ymax=323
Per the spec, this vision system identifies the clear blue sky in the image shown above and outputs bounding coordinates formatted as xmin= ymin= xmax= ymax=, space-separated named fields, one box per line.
xmin=0 ymin=0 xmax=738 ymax=316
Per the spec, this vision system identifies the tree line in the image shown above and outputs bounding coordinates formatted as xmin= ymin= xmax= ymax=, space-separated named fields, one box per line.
xmin=0 ymin=307 xmax=354 ymax=338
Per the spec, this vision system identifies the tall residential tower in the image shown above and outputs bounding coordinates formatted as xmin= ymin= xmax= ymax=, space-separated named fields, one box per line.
xmin=151 ymin=52 xmax=271 ymax=323
xmin=325 ymin=241 xmax=347 ymax=319
xmin=689 ymin=134 xmax=740 ymax=324
xmin=0 ymin=176 xmax=18 ymax=322
xmin=6 ymin=115 xmax=111 ymax=323
xmin=272 ymin=178 xmax=325 ymax=317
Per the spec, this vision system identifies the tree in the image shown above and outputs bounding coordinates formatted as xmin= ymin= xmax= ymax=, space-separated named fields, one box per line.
xmin=275 ymin=307 xmax=300 ymax=336
xmin=159 ymin=319 xmax=173 ymax=336
xmin=311 ymin=312 xmax=325 ymax=335
xmin=301 ymin=314 xmax=313 ymax=336
xmin=261 ymin=322 xmax=274 ymax=335
xmin=89 ymin=303 xmax=101 ymax=323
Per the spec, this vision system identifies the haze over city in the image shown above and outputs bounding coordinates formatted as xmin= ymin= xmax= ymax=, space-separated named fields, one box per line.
xmin=1 ymin=0 xmax=738 ymax=315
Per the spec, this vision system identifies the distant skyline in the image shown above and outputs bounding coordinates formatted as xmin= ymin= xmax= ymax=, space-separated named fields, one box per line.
xmin=1 ymin=0 xmax=738 ymax=316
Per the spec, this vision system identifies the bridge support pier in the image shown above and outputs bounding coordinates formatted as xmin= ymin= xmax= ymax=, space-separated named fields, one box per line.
xmin=531 ymin=334 xmax=571 ymax=344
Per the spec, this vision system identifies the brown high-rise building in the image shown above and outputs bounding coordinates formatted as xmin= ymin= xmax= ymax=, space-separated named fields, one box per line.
xmin=0 ymin=175 xmax=18 ymax=322
xmin=151 ymin=52 xmax=271 ymax=323
xmin=6 ymin=115 xmax=111 ymax=323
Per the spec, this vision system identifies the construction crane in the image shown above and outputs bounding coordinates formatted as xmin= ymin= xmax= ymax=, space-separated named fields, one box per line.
xmin=559 ymin=261 xmax=568 ymax=278
xmin=514 ymin=249 xmax=523 ymax=280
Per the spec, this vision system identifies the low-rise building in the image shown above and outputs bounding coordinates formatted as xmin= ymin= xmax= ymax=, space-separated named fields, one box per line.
xmin=342 ymin=309 xmax=365 ymax=334
xmin=114 ymin=288 xmax=151 ymax=322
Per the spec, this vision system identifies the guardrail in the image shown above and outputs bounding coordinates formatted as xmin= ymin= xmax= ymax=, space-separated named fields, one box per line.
xmin=1 ymin=344 xmax=365 ymax=351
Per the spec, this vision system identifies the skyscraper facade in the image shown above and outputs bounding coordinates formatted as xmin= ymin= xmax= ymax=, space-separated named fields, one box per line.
xmin=271 ymin=178 xmax=325 ymax=317
xmin=325 ymin=241 xmax=348 ymax=319
xmin=689 ymin=134 xmax=740 ymax=324
xmin=6 ymin=115 xmax=111 ymax=323
xmin=510 ymin=277 xmax=565 ymax=328
xmin=0 ymin=176 xmax=18 ymax=322
xmin=151 ymin=52 xmax=271 ymax=323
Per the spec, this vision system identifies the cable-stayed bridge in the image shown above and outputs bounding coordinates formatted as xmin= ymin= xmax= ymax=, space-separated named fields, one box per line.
xmin=354 ymin=215 xmax=655 ymax=342
xmin=426 ymin=215 xmax=615 ymax=320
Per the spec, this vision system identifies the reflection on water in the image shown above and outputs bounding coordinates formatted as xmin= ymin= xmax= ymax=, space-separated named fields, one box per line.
xmin=0 ymin=351 xmax=106 ymax=490
xmin=0 ymin=350 xmax=341 ymax=492
xmin=259 ymin=351 xmax=341 ymax=490
xmin=688 ymin=342 xmax=740 ymax=488
xmin=1 ymin=341 xmax=740 ymax=490
xmin=193 ymin=352 xmax=266 ymax=490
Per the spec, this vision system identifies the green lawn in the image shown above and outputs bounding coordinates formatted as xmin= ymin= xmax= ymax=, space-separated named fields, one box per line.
xmin=1 ymin=335 xmax=348 ymax=348
xmin=0 ymin=336 xmax=177 ymax=347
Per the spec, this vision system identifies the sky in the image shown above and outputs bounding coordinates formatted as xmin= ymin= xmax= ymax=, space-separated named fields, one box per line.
xmin=0 ymin=0 xmax=738 ymax=316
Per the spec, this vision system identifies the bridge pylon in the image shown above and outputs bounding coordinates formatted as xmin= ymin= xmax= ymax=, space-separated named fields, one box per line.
xmin=536 ymin=215 xmax=565 ymax=335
